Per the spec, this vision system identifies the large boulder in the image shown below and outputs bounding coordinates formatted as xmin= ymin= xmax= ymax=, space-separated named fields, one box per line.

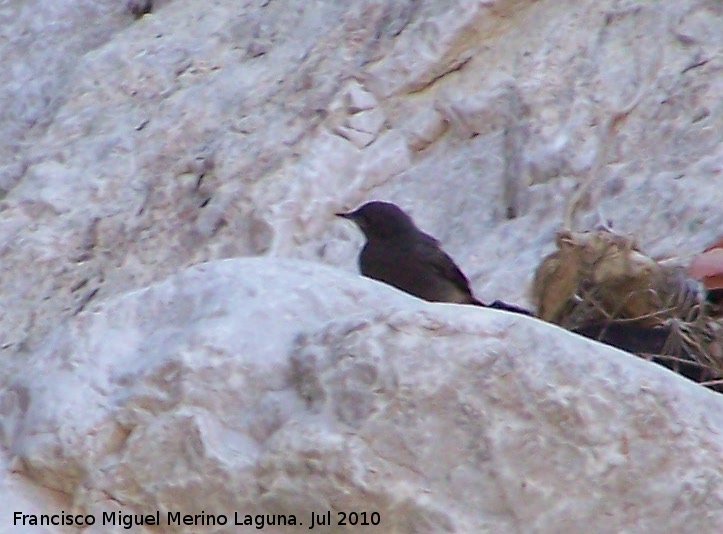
xmin=1 ymin=0 xmax=722 ymax=531
xmin=4 ymin=259 xmax=723 ymax=533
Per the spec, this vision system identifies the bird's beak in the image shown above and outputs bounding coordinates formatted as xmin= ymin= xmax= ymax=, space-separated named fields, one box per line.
xmin=336 ymin=211 xmax=353 ymax=219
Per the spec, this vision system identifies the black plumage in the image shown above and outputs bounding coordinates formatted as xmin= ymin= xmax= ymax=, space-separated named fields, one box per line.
xmin=337 ymin=201 xmax=530 ymax=315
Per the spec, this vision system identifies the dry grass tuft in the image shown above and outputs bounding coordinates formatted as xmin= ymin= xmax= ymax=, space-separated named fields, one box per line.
xmin=533 ymin=228 xmax=723 ymax=392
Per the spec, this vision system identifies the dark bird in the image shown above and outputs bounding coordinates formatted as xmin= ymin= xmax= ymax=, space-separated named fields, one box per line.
xmin=337 ymin=201 xmax=532 ymax=314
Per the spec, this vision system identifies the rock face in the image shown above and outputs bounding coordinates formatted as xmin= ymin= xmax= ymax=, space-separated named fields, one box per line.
xmin=0 ymin=0 xmax=722 ymax=532
xmin=4 ymin=259 xmax=723 ymax=534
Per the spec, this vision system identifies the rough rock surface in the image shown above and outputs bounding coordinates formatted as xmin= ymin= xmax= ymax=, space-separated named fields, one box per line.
xmin=4 ymin=259 xmax=723 ymax=534
xmin=0 ymin=0 xmax=722 ymax=531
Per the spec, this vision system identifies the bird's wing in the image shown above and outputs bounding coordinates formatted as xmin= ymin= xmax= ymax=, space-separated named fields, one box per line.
xmin=416 ymin=234 xmax=474 ymax=294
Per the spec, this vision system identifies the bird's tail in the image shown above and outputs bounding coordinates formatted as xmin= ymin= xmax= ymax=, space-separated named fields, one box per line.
xmin=471 ymin=297 xmax=534 ymax=316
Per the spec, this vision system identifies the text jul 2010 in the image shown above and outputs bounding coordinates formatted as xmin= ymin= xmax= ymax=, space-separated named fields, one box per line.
xmin=13 ymin=509 xmax=382 ymax=529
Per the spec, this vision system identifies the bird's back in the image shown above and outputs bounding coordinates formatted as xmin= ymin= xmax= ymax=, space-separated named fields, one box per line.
xmin=359 ymin=232 xmax=478 ymax=304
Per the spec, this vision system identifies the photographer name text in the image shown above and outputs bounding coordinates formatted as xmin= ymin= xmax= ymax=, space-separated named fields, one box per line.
xmin=13 ymin=510 xmax=381 ymax=530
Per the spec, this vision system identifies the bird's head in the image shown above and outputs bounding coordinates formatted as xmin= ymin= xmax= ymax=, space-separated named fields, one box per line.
xmin=336 ymin=201 xmax=417 ymax=240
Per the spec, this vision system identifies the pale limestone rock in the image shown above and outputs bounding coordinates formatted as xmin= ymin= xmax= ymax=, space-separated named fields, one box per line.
xmin=344 ymin=83 xmax=378 ymax=114
xmin=357 ymin=130 xmax=412 ymax=189
xmin=0 ymin=0 xmax=722 ymax=530
xmin=0 ymin=453 xmax=77 ymax=534
xmin=333 ymin=107 xmax=387 ymax=149
xmin=436 ymin=78 xmax=517 ymax=140
xmin=363 ymin=1 xmax=531 ymax=97
xmin=0 ymin=0 xmax=721 ymax=352
xmin=4 ymin=259 xmax=723 ymax=534
xmin=332 ymin=83 xmax=386 ymax=149
xmin=402 ymin=108 xmax=449 ymax=152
